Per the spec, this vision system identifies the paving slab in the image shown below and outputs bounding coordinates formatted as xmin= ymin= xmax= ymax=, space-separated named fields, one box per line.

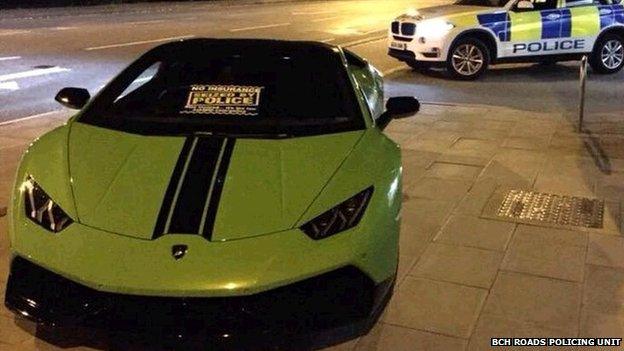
xmin=396 ymin=254 xmax=419 ymax=287
xmin=356 ymin=323 xmax=467 ymax=351
xmin=502 ymin=136 xmax=551 ymax=151
xmin=587 ymin=233 xmax=624 ymax=269
xmin=0 ymin=316 xmax=37 ymax=347
xmin=385 ymin=120 xmax=429 ymax=136
xmin=435 ymin=151 xmax=491 ymax=168
xmin=405 ymin=177 xmax=472 ymax=201
xmin=453 ymin=177 xmax=511 ymax=217
xmin=580 ymin=311 xmax=624 ymax=342
xmin=582 ymin=264 xmax=624 ymax=316
xmin=482 ymin=149 xmax=547 ymax=186
xmin=402 ymin=137 xmax=456 ymax=153
xmin=410 ymin=242 xmax=503 ymax=288
xmin=322 ymin=339 xmax=359 ymax=351
xmin=451 ymin=138 xmax=500 ymax=153
xmin=533 ymin=173 xmax=596 ymax=198
xmin=401 ymin=149 xmax=439 ymax=169
xmin=384 ymin=277 xmax=487 ymax=339
xmin=425 ymin=162 xmax=482 ymax=181
xmin=501 ymin=225 xmax=587 ymax=282
xmin=431 ymin=120 xmax=475 ymax=133
xmin=400 ymin=198 xmax=455 ymax=258
xmin=540 ymin=154 xmax=603 ymax=179
xmin=482 ymin=271 xmax=582 ymax=335
xmin=434 ymin=214 xmax=516 ymax=252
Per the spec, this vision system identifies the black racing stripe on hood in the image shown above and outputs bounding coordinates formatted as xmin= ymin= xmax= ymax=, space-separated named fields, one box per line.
xmin=168 ymin=137 xmax=225 ymax=234
xmin=202 ymin=138 xmax=236 ymax=240
xmin=152 ymin=137 xmax=194 ymax=239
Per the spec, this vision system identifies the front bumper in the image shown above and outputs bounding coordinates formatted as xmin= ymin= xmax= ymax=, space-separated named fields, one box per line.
xmin=387 ymin=32 xmax=451 ymax=63
xmin=10 ymin=211 xmax=398 ymax=297
xmin=5 ymin=256 xmax=394 ymax=349
xmin=388 ymin=48 xmax=417 ymax=62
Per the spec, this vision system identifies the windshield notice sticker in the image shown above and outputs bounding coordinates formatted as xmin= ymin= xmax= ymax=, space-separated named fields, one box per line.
xmin=183 ymin=85 xmax=263 ymax=116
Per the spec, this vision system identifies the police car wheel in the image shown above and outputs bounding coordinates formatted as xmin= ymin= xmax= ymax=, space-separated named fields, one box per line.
xmin=590 ymin=34 xmax=624 ymax=74
xmin=447 ymin=38 xmax=489 ymax=80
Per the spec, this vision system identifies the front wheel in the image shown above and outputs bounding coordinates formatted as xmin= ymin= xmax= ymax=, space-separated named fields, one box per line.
xmin=446 ymin=38 xmax=490 ymax=80
xmin=589 ymin=33 xmax=624 ymax=74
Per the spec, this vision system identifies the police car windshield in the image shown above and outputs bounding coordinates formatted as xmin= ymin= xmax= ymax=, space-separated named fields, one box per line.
xmin=79 ymin=40 xmax=364 ymax=137
xmin=454 ymin=0 xmax=508 ymax=6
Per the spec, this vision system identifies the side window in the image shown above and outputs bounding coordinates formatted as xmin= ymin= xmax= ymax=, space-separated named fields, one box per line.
xmin=115 ymin=62 xmax=161 ymax=102
xmin=514 ymin=0 xmax=558 ymax=11
xmin=565 ymin=0 xmax=595 ymax=6
xmin=344 ymin=50 xmax=384 ymax=120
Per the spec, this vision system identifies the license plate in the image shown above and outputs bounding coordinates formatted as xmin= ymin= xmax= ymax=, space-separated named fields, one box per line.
xmin=390 ymin=41 xmax=406 ymax=50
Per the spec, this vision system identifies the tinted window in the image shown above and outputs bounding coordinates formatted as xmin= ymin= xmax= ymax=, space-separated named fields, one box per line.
xmin=455 ymin=0 xmax=510 ymax=7
xmin=80 ymin=42 xmax=364 ymax=137
xmin=565 ymin=0 xmax=597 ymax=6
xmin=514 ymin=0 xmax=558 ymax=10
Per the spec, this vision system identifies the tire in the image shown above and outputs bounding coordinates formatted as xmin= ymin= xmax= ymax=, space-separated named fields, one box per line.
xmin=589 ymin=33 xmax=624 ymax=74
xmin=446 ymin=37 xmax=490 ymax=80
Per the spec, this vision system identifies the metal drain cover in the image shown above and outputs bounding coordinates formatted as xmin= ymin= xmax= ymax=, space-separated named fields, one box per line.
xmin=497 ymin=190 xmax=604 ymax=228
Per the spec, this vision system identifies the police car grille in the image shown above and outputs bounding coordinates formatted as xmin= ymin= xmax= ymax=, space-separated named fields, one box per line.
xmin=400 ymin=23 xmax=415 ymax=36
xmin=391 ymin=21 xmax=399 ymax=34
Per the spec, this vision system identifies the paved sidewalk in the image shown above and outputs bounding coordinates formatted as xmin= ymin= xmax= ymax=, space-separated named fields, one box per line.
xmin=1 ymin=103 xmax=623 ymax=350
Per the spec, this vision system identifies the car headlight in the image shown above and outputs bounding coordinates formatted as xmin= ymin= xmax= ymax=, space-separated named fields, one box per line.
xmin=417 ymin=19 xmax=455 ymax=37
xmin=21 ymin=177 xmax=73 ymax=233
xmin=300 ymin=187 xmax=374 ymax=240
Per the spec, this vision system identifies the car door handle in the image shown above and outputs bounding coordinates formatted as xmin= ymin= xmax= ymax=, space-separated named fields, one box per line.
xmin=546 ymin=13 xmax=560 ymax=20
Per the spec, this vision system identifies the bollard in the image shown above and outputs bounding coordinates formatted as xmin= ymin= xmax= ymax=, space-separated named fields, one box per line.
xmin=578 ymin=55 xmax=588 ymax=133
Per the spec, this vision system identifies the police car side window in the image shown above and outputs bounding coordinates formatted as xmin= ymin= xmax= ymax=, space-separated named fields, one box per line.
xmin=514 ymin=0 xmax=557 ymax=10
xmin=565 ymin=0 xmax=596 ymax=7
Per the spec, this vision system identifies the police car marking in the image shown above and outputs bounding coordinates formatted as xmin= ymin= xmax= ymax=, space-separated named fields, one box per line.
xmin=512 ymin=38 xmax=585 ymax=53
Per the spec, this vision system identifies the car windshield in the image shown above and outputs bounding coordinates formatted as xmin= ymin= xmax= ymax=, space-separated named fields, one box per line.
xmin=454 ymin=0 xmax=509 ymax=6
xmin=79 ymin=40 xmax=364 ymax=137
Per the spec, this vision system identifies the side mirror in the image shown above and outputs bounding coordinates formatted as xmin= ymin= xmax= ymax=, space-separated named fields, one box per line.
xmin=55 ymin=87 xmax=90 ymax=110
xmin=516 ymin=0 xmax=534 ymax=10
xmin=377 ymin=96 xmax=420 ymax=130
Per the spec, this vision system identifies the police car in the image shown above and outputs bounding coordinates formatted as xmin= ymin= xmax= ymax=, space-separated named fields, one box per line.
xmin=388 ymin=0 xmax=624 ymax=79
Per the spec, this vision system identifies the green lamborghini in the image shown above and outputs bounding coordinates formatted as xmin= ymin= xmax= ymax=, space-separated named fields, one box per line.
xmin=4 ymin=39 xmax=419 ymax=348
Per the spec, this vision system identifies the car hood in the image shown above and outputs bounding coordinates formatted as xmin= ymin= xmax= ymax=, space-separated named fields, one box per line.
xmin=397 ymin=5 xmax=493 ymax=21
xmin=68 ymin=122 xmax=364 ymax=241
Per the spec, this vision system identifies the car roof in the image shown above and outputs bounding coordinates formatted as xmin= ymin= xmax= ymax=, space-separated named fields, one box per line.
xmin=147 ymin=38 xmax=344 ymax=60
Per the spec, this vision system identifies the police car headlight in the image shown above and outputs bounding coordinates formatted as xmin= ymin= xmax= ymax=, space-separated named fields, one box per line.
xmin=417 ymin=20 xmax=455 ymax=37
